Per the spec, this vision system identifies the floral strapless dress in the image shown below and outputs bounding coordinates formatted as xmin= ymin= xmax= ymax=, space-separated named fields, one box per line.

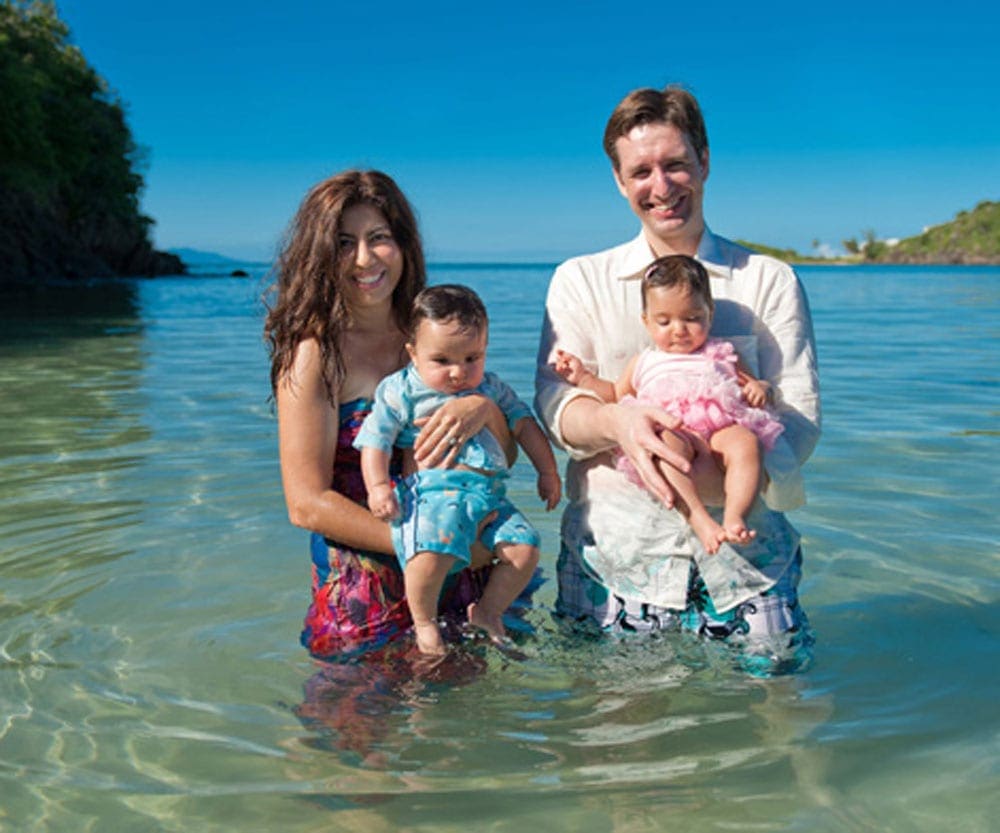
xmin=300 ymin=398 xmax=490 ymax=660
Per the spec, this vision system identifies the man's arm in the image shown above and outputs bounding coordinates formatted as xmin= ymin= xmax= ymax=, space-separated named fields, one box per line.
xmin=757 ymin=263 xmax=821 ymax=466
xmin=534 ymin=261 xmax=608 ymax=456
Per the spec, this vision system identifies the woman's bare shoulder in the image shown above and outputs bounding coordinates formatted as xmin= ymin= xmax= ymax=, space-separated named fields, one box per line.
xmin=278 ymin=338 xmax=330 ymax=402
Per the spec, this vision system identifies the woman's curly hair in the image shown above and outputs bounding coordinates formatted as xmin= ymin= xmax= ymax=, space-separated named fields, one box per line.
xmin=264 ymin=170 xmax=426 ymax=402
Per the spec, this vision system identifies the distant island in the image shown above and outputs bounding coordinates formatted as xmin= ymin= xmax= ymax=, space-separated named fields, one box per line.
xmin=740 ymin=200 xmax=1000 ymax=266
xmin=0 ymin=2 xmax=183 ymax=284
xmin=859 ymin=200 xmax=999 ymax=265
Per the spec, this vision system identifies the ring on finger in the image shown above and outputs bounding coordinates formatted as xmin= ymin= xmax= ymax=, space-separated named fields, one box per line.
xmin=448 ymin=435 xmax=459 ymax=447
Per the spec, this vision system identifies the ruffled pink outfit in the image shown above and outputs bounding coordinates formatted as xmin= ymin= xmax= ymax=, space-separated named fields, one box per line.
xmin=617 ymin=340 xmax=784 ymax=484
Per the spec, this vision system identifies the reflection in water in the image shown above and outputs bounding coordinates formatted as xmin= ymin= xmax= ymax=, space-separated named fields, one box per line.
xmin=295 ymin=575 xmax=542 ymax=770
xmin=296 ymin=642 xmax=488 ymax=768
xmin=284 ymin=621 xmax=852 ymax=832
xmin=0 ymin=279 xmax=144 ymax=341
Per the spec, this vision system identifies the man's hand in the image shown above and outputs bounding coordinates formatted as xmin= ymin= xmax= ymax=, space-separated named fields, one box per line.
xmin=612 ymin=403 xmax=690 ymax=508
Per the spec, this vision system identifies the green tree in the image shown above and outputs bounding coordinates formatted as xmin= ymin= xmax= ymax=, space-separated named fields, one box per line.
xmin=862 ymin=229 xmax=888 ymax=261
xmin=0 ymin=0 xmax=179 ymax=280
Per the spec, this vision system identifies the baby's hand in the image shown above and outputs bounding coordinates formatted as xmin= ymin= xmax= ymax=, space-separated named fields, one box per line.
xmin=537 ymin=470 xmax=562 ymax=511
xmin=367 ymin=482 xmax=399 ymax=521
xmin=742 ymin=378 xmax=771 ymax=408
xmin=553 ymin=350 xmax=590 ymax=386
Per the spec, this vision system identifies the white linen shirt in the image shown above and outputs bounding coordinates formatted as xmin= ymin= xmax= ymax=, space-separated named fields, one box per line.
xmin=534 ymin=229 xmax=821 ymax=612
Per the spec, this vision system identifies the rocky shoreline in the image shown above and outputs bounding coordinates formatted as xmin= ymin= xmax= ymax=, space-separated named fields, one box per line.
xmin=0 ymin=190 xmax=184 ymax=284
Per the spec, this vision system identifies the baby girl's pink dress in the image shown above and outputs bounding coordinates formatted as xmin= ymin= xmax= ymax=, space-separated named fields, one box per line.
xmin=617 ymin=339 xmax=784 ymax=485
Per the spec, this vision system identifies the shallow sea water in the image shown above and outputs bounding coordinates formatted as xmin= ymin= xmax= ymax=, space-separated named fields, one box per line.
xmin=0 ymin=264 xmax=996 ymax=832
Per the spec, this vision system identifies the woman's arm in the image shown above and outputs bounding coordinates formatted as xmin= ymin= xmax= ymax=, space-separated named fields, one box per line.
xmin=276 ymin=339 xmax=393 ymax=554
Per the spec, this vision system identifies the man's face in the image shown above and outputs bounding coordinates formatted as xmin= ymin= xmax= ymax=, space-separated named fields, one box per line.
xmin=612 ymin=122 xmax=709 ymax=256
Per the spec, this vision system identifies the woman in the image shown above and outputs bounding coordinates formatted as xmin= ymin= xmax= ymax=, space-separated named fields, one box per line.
xmin=265 ymin=170 xmax=510 ymax=659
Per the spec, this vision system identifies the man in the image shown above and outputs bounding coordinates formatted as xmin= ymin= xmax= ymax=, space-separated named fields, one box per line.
xmin=534 ymin=86 xmax=820 ymax=673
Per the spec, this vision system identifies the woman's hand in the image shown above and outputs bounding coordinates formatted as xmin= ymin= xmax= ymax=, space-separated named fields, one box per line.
xmin=413 ymin=395 xmax=512 ymax=468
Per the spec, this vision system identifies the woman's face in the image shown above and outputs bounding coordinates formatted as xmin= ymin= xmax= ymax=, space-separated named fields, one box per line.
xmin=337 ymin=203 xmax=404 ymax=311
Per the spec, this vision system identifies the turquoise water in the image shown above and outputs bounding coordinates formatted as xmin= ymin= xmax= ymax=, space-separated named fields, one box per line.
xmin=0 ymin=264 xmax=996 ymax=832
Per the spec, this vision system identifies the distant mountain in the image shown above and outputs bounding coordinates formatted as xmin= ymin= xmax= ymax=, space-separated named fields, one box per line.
xmin=168 ymin=248 xmax=263 ymax=278
xmin=169 ymin=248 xmax=241 ymax=265
xmin=870 ymin=200 xmax=999 ymax=265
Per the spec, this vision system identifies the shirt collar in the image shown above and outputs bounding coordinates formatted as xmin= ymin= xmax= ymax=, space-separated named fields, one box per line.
xmin=615 ymin=226 xmax=733 ymax=282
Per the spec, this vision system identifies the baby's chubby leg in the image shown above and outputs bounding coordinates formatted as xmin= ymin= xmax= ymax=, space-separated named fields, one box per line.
xmin=709 ymin=425 xmax=762 ymax=546
xmin=468 ymin=542 xmax=539 ymax=644
xmin=405 ymin=551 xmax=458 ymax=655
xmin=653 ymin=428 xmax=728 ymax=554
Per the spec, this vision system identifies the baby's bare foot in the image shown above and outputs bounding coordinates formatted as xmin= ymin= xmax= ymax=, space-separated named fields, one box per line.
xmin=413 ymin=621 xmax=446 ymax=656
xmin=723 ymin=515 xmax=757 ymax=546
xmin=689 ymin=513 xmax=727 ymax=555
xmin=467 ymin=601 xmax=507 ymax=644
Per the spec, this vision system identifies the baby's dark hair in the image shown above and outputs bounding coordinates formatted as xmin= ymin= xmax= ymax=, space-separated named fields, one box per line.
xmin=641 ymin=254 xmax=714 ymax=314
xmin=410 ymin=284 xmax=488 ymax=339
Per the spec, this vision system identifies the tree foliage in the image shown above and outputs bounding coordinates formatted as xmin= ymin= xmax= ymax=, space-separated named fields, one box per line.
xmin=878 ymin=200 xmax=1000 ymax=264
xmin=0 ymin=1 xmax=180 ymax=280
xmin=734 ymin=239 xmax=834 ymax=264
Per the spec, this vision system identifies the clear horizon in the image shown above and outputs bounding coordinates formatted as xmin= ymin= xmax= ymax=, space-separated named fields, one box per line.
xmin=57 ymin=0 xmax=1000 ymax=263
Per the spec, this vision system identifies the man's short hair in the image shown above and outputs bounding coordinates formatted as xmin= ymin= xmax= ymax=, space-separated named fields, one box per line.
xmin=603 ymin=85 xmax=709 ymax=170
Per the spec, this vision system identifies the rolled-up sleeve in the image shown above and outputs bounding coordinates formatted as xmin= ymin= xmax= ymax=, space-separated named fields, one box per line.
xmin=534 ymin=260 xmax=611 ymax=458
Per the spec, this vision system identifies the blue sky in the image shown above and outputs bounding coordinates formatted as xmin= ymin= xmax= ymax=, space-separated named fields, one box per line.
xmin=58 ymin=0 xmax=999 ymax=262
